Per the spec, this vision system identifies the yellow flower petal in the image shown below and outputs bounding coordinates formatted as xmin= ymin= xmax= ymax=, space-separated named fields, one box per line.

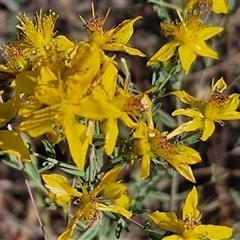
xmin=67 ymin=42 xmax=101 ymax=86
xmin=63 ymin=117 xmax=89 ymax=170
xmin=222 ymin=94 xmax=239 ymax=112
xmin=147 ymin=40 xmax=180 ymax=66
xmin=176 ymin=163 xmax=196 ymax=183
xmin=75 ymin=86 xmax=122 ymax=121
xmin=162 ymin=235 xmax=183 ymax=240
xmin=42 ymin=173 xmax=82 ymax=197
xmin=15 ymin=71 xmax=37 ymax=95
xmin=18 ymin=108 xmax=56 ymax=138
xmin=109 ymin=16 xmax=142 ymax=44
xmin=103 ymin=43 xmax=146 ymax=57
xmin=120 ymin=113 xmax=138 ymax=128
xmin=172 ymin=108 xmax=202 ymax=118
xmin=198 ymin=27 xmax=223 ymax=40
xmin=192 ymin=41 xmax=218 ymax=59
xmin=0 ymin=96 xmax=20 ymax=127
xmin=54 ymin=35 xmax=75 ymax=51
xmin=182 ymin=186 xmax=200 ymax=219
xmin=178 ymin=44 xmax=196 ymax=73
xmin=0 ymin=130 xmax=31 ymax=161
xmin=212 ymin=77 xmax=227 ymax=92
xmin=101 ymin=60 xmax=118 ymax=99
xmin=97 ymin=203 xmax=132 ymax=218
xmin=114 ymin=194 xmax=130 ymax=208
xmin=100 ymin=118 xmax=119 ymax=156
xmin=212 ymin=0 xmax=228 ymax=14
xmin=102 ymin=182 xmax=127 ymax=200
xmin=48 ymin=191 xmax=72 ymax=207
xmin=171 ymin=91 xmax=202 ymax=110
xmin=201 ymin=119 xmax=215 ymax=141
xmin=193 ymin=224 xmax=233 ymax=239
xmin=140 ymin=153 xmax=151 ymax=179
xmin=176 ymin=145 xmax=201 ymax=165
xmin=148 ymin=211 xmax=182 ymax=233
xmin=215 ymin=111 xmax=240 ymax=121
xmin=167 ymin=118 xmax=202 ymax=139
xmin=92 ymin=167 xmax=123 ymax=197
xmin=58 ymin=209 xmax=83 ymax=240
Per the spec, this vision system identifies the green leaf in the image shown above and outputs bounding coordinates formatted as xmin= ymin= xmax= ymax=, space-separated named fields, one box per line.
xmin=179 ymin=132 xmax=202 ymax=145
xmin=77 ymin=222 xmax=99 ymax=240
xmin=131 ymin=208 xmax=148 ymax=215
xmin=41 ymin=139 xmax=56 ymax=158
xmin=25 ymin=161 xmax=41 ymax=183
xmin=154 ymin=108 xmax=177 ymax=128
xmin=2 ymin=159 xmax=21 ymax=170
xmin=116 ymin=218 xmax=129 ymax=239
xmin=38 ymin=161 xmax=55 ymax=172
xmin=59 ymin=166 xmax=85 ymax=178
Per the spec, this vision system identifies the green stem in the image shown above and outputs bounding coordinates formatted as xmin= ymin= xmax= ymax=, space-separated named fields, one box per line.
xmin=127 ymin=218 xmax=163 ymax=239
xmin=158 ymin=72 xmax=173 ymax=91
xmin=227 ymin=74 xmax=240 ymax=92
xmin=32 ymin=152 xmax=79 ymax=170
xmin=148 ymin=0 xmax=181 ymax=11
xmin=170 ymin=70 xmax=184 ymax=211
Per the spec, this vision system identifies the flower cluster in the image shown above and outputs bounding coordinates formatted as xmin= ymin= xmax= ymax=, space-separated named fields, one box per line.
xmin=0 ymin=0 xmax=236 ymax=239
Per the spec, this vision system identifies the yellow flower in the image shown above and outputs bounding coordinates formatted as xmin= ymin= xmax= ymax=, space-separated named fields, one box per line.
xmin=16 ymin=9 xmax=58 ymax=55
xmin=168 ymin=77 xmax=240 ymax=141
xmin=147 ymin=11 xmax=223 ymax=73
xmin=18 ymin=43 xmax=124 ymax=170
xmin=133 ymin=120 xmax=201 ymax=182
xmin=0 ymin=42 xmax=31 ymax=78
xmin=42 ymin=167 xmax=132 ymax=240
xmin=101 ymin=87 xmax=151 ymax=155
xmin=185 ymin=0 xmax=228 ymax=14
xmin=148 ymin=186 xmax=233 ymax=240
xmin=79 ymin=3 xmax=145 ymax=56
xmin=16 ymin=9 xmax=74 ymax=69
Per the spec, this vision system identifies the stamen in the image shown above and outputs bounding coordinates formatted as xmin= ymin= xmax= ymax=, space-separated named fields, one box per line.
xmin=79 ymin=14 xmax=87 ymax=26
xmin=176 ymin=9 xmax=189 ymax=35
xmin=91 ymin=2 xmax=95 ymax=19
xmin=103 ymin=7 xmax=111 ymax=25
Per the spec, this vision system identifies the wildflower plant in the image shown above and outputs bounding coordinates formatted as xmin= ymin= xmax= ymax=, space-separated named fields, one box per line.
xmin=0 ymin=0 xmax=238 ymax=239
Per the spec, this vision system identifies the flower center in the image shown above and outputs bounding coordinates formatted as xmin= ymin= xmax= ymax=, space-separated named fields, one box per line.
xmin=198 ymin=0 xmax=212 ymax=8
xmin=79 ymin=3 xmax=111 ymax=46
xmin=16 ymin=10 xmax=58 ymax=50
xmin=79 ymin=194 xmax=99 ymax=227
xmin=162 ymin=11 xmax=204 ymax=44
xmin=182 ymin=215 xmax=201 ymax=230
xmin=208 ymin=89 xmax=228 ymax=105
xmin=85 ymin=16 xmax=105 ymax=33
xmin=1 ymin=43 xmax=30 ymax=73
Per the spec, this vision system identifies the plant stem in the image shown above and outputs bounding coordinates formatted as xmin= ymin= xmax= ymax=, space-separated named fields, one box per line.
xmin=127 ymin=218 xmax=163 ymax=239
xmin=7 ymin=126 xmax=48 ymax=240
xmin=32 ymin=152 xmax=80 ymax=170
xmin=169 ymin=70 xmax=184 ymax=211
xmin=148 ymin=0 xmax=181 ymax=11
